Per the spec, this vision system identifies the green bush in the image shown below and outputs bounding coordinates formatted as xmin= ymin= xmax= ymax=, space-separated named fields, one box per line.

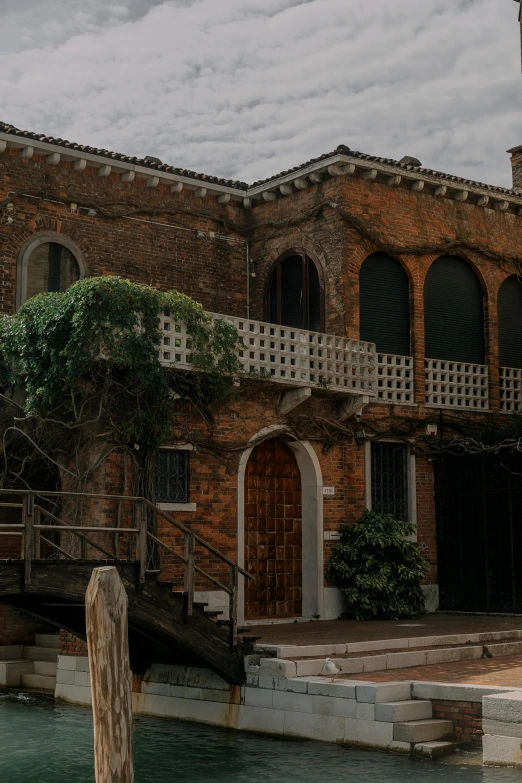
xmin=326 ymin=511 xmax=430 ymax=620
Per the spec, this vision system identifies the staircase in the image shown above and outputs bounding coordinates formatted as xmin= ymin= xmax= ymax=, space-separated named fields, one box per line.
xmin=0 ymin=489 xmax=257 ymax=685
xmin=0 ymin=634 xmax=59 ymax=693
xmin=358 ymin=682 xmax=462 ymax=758
xmin=259 ymin=628 xmax=522 ymax=677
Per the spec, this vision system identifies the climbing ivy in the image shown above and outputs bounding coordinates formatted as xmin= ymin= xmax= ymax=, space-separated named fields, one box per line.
xmin=0 ymin=276 xmax=242 ymax=455
xmin=326 ymin=511 xmax=430 ymax=620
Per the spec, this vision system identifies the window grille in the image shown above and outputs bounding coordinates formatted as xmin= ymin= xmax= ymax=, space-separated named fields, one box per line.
xmin=370 ymin=442 xmax=408 ymax=521
xmin=155 ymin=449 xmax=189 ymax=503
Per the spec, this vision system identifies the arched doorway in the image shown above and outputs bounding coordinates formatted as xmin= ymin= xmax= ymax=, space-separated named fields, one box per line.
xmin=244 ymin=438 xmax=302 ymax=619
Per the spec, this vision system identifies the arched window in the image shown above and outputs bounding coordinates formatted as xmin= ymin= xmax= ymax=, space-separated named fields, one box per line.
xmin=359 ymin=253 xmax=410 ymax=355
xmin=17 ymin=234 xmax=83 ymax=308
xmin=498 ymin=276 xmax=522 ymax=368
xmin=27 ymin=242 xmax=79 ymax=299
xmin=266 ymin=251 xmax=323 ymax=331
xmin=424 ymin=256 xmax=485 ymax=364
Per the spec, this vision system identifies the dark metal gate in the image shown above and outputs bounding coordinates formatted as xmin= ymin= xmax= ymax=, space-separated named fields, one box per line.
xmin=436 ymin=452 xmax=522 ymax=612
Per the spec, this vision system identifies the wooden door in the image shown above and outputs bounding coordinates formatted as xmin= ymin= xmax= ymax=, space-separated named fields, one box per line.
xmin=245 ymin=438 xmax=302 ymax=618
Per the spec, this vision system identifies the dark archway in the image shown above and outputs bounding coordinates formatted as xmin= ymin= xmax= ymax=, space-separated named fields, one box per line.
xmin=266 ymin=250 xmax=324 ymax=331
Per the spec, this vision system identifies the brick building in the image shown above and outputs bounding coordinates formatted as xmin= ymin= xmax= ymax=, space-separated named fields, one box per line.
xmin=2 ymin=120 xmax=522 ymax=628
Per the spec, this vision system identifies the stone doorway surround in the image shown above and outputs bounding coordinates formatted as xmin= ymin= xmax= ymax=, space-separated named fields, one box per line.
xmin=237 ymin=425 xmax=323 ymax=624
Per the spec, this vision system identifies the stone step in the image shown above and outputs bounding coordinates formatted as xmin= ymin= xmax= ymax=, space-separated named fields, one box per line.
xmin=35 ymin=634 xmax=60 ymax=649
xmin=413 ymin=740 xmax=464 ymax=759
xmin=375 ymin=700 xmax=433 ymax=723
xmin=291 ymin=639 xmax=522 ymax=677
xmin=23 ymin=646 xmax=58 ymax=662
xmin=0 ymin=660 xmax=34 ymax=686
xmin=34 ymin=660 xmax=57 ymax=676
xmin=394 ymin=719 xmax=454 ymax=743
xmin=0 ymin=645 xmax=23 ymax=660
xmin=258 ymin=628 xmax=522 ymax=661
xmin=20 ymin=673 xmax=56 ymax=692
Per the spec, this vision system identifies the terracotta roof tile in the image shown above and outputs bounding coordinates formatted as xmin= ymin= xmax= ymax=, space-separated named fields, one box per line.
xmin=0 ymin=121 xmax=518 ymax=198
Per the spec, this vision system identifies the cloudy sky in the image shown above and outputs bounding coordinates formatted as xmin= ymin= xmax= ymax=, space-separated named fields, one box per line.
xmin=0 ymin=0 xmax=520 ymax=187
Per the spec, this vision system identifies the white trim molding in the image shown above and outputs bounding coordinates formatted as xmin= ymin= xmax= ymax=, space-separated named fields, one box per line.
xmin=157 ymin=502 xmax=196 ymax=512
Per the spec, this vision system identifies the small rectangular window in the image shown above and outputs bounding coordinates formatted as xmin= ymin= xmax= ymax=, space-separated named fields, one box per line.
xmin=155 ymin=449 xmax=189 ymax=503
xmin=370 ymin=442 xmax=408 ymax=520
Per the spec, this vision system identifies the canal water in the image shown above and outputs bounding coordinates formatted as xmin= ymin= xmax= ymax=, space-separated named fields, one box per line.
xmin=1 ymin=692 xmax=522 ymax=783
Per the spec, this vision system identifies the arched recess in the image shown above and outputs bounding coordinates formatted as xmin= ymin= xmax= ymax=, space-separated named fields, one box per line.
xmin=359 ymin=253 xmax=411 ymax=355
xmin=16 ymin=232 xmax=86 ymax=309
xmin=237 ymin=426 xmax=323 ymax=623
xmin=265 ymin=249 xmax=324 ymax=331
xmin=424 ymin=255 xmax=485 ymax=364
xmin=498 ymin=276 xmax=522 ymax=368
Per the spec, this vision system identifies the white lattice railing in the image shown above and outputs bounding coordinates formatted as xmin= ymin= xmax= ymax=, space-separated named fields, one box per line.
xmin=158 ymin=312 xmax=378 ymax=395
xmin=377 ymin=354 xmax=414 ymax=404
xmin=500 ymin=367 xmax=522 ymax=413
xmin=425 ymin=359 xmax=489 ymax=410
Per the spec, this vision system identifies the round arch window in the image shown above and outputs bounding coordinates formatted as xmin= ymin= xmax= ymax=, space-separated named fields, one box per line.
xmin=266 ymin=251 xmax=323 ymax=331
xmin=26 ymin=241 xmax=80 ymax=301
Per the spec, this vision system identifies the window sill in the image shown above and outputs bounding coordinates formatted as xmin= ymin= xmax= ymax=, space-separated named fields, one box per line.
xmin=157 ymin=502 xmax=196 ymax=512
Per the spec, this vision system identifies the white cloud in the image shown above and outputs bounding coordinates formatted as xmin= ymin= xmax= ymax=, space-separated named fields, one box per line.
xmin=0 ymin=0 xmax=520 ymax=187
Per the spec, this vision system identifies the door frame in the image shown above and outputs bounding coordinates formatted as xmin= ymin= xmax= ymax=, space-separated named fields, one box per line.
xmin=237 ymin=425 xmax=323 ymax=623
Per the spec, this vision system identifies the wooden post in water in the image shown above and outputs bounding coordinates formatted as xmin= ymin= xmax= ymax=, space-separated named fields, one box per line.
xmin=86 ymin=566 xmax=134 ymax=783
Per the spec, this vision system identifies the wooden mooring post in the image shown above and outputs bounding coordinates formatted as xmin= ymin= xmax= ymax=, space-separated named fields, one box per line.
xmin=86 ymin=566 xmax=134 ymax=783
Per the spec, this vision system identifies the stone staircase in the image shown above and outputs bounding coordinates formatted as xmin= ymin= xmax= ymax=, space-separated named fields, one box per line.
xmin=349 ymin=681 xmax=460 ymax=758
xmin=0 ymin=634 xmax=59 ymax=693
xmin=257 ymin=628 xmax=522 ymax=677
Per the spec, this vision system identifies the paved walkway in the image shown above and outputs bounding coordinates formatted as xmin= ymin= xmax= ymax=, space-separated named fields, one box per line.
xmin=250 ymin=614 xmax=522 ymax=646
xmin=341 ymin=653 xmax=522 ymax=687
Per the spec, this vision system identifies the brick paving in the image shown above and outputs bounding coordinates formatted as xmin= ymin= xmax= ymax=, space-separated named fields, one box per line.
xmin=251 ymin=614 xmax=522 ymax=646
xmin=341 ymin=653 xmax=522 ymax=686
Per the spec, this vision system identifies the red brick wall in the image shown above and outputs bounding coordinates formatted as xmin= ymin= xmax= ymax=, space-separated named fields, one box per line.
xmin=2 ymin=142 xmax=522 ymax=603
xmin=432 ymin=699 xmax=483 ymax=747
xmin=59 ymin=630 xmax=88 ymax=657
xmin=0 ymin=604 xmax=50 ymax=646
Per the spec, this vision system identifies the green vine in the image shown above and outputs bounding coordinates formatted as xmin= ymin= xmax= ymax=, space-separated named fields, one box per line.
xmin=0 ymin=276 xmax=242 ymax=489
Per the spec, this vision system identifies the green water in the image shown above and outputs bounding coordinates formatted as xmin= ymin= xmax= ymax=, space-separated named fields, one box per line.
xmin=1 ymin=693 xmax=522 ymax=783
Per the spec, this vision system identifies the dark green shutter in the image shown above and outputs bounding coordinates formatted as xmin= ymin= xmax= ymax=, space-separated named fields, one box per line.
xmin=47 ymin=243 xmax=62 ymax=292
xmin=424 ymin=256 xmax=485 ymax=364
xmin=359 ymin=253 xmax=410 ymax=355
xmin=498 ymin=276 xmax=522 ymax=368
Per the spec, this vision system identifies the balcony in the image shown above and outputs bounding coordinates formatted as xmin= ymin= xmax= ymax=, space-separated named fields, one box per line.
xmin=377 ymin=354 xmax=414 ymax=404
xmin=158 ymin=312 xmax=377 ymax=397
xmin=425 ymin=359 xmax=489 ymax=410
xmin=500 ymin=367 xmax=522 ymax=413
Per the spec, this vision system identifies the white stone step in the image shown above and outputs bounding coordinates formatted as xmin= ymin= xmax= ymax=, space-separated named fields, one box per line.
xmin=413 ymin=740 xmax=463 ymax=759
xmin=23 ymin=646 xmax=58 ymax=662
xmin=257 ymin=628 xmax=522 ymax=659
xmin=375 ymin=700 xmax=433 ymax=723
xmin=35 ymin=634 xmax=60 ymax=649
xmin=356 ymin=682 xmax=412 ymax=703
xmin=20 ymin=673 xmax=56 ymax=692
xmin=0 ymin=660 xmax=33 ymax=686
xmin=394 ymin=719 xmax=454 ymax=743
xmin=34 ymin=660 xmax=57 ymax=676
xmin=0 ymin=645 xmax=23 ymax=660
